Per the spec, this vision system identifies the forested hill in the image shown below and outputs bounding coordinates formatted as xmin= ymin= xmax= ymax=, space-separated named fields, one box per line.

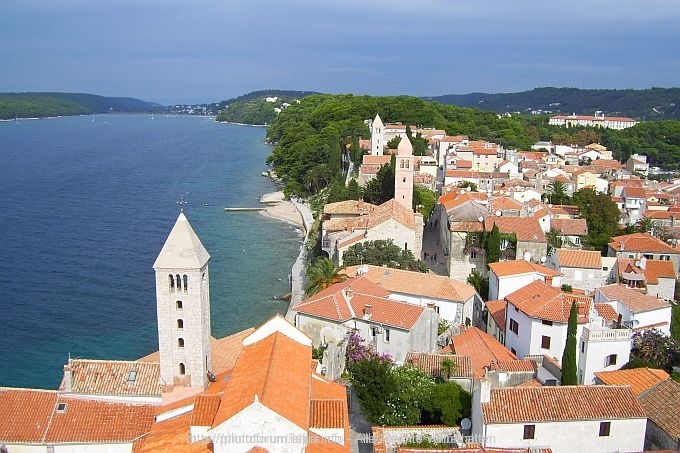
xmin=0 ymin=92 xmax=160 ymax=120
xmin=215 ymin=90 xmax=318 ymax=125
xmin=426 ymin=87 xmax=680 ymax=120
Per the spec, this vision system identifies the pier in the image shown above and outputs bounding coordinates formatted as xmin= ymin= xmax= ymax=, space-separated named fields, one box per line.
xmin=224 ymin=207 xmax=265 ymax=212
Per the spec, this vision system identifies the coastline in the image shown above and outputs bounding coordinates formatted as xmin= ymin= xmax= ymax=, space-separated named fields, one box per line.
xmin=259 ymin=191 xmax=305 ymax=228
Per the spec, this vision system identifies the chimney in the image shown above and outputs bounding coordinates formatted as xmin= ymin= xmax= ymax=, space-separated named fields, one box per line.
xmin=426 ymin=302 xmax=436 ymax=311
xmin=62 ymin=364 xmax=72 ymax=392
xmin=479 ymin=378 xmax=491 ymax=403
xmin=364 ymin=304 xmax=373 ymax=317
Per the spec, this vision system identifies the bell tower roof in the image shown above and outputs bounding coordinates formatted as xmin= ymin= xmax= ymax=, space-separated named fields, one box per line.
xmin=153 ymin=212 xmax=210 ymax=269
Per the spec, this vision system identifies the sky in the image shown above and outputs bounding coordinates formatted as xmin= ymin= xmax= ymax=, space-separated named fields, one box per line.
xmin=2 ymin=0 xmax=679 ymax=105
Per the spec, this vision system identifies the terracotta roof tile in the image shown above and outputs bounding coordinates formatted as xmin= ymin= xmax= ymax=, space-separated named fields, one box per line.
xmin=310 ymin=399 xmax=346 ymax=428
xmin=366 ymin=199 xmax=417 ymax=230
xmin=450 ymin=327 xmax=518 ymax=378
xmin=505 ymin=280 xmax=591 ymax=324
xmin=133 ymin=412 xmax=211 ymax=453
xmin=489 ymin=260 xmax=561 ymax=278
xmin=0 ymin=388 xmax=57 ymax=442
xmin=295 ymin=276 xmax=426 ymax=330
xmin=596 ymin=284 xmax=671 ymax=314
xmin=594 ymin=367 xmax=670 ymax=395
xmin=45 ymin=397 xmax=156 ymax=443
xmin=551 ymin=218 xmax=588 ymax=236
xmin=344 ymin=264 xmax=476 ymax=301
xmin=485 ymin=299 xmax=507 ymax=329
xmin=484 ymin=217 xmax=546 ymax=243
xmin=555 ymin=248 xmax=602 ymax=269
xmin=482 ymin=386 xmax=646 ymax=424
xmin=404 ymin=352 xmax=473 ymax=378
xmin=489 ymin=360 xmax=537 ymax=372
xmin=609 ymin=232 xmax=678 ymax=254
xmin=638 ymin=379 xmax=680 ymax=442
xmin=593 ymin=303 xmax=619 ymax=323
xmin=323 ymin=199 xmax=377 ymax=216
xmin=211 ymin=332 xmax=311 ymax=430
xmin=190 ymin=393 xmax=222 ymax=426
xmin=60 ymin=359 xmax=161 ymax=397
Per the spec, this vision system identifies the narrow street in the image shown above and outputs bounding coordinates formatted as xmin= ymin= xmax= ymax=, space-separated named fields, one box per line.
xmin=421 ymin=217 xmax=449 ymax=276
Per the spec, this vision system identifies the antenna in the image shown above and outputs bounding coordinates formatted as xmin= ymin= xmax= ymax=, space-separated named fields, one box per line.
xmin=177 ymin=192 xmax=190 ymax=212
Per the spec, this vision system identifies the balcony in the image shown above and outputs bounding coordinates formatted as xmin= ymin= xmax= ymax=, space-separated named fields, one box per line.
xmin=582 ymin=326 xmax=631 ymax=342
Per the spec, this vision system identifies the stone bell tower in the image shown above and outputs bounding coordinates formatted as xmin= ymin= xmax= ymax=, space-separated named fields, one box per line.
xmin=153 ymin=212 xmax=212 ymax=390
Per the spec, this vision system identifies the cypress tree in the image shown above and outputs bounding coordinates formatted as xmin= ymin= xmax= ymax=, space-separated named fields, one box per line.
xmin=486 ymin=223 xmax=501 ymax=264
xmin=561 ymin=300 xmax=578 ymax=385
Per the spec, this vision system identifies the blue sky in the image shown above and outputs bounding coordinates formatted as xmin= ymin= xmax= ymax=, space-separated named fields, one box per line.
xmin=1 ymin=0 xmax=678 ymax=105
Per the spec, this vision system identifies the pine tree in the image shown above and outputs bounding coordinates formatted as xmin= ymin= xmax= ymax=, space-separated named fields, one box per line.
xmin=561 ymin=300 xmax=578 ymax=385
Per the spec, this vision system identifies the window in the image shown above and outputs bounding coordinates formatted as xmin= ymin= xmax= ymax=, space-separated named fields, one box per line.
xmin=176 ymin=274 xmax=182 ymax=290
xmin=523 ymin=424 xmax=535 ymax=440
xmin=183 ymin=274 xmax=188 ymax=290
xmin=168 ymin=274 xmax=175 ymax=290
xmin=384 ymin=329 xmax=390 ymax=343
xmin=127 ymin=370 xmax=138 ymax=382
xmin=176 ymin=300 xmax=183 ymax=309
xmin=574 ymin=236 xmax=581 ymax=245
xmin=541 ymin=335 xmax=551 ymax=349
xmin=599 ymin=421 xmax=611 ymax=437
xmin=510 ymin=347 xmax=516 ymax=355
xmin=177 ymin=319 xmax=184 ymax=329
xmin=56 ymin=403 xmax=67 ymax=413
xmin=371 ymin=327 xmax=378 ymax=338
xmin=178 ymin=338 xmax=185 ymax=348
xmin=542 ymin=320 xmax=553 ymax=326
xmin=179 ymin=363 xmax=186 ymax=375
xmin=470 ymin=250 xmax=477 ymax=259
xmin=581 ymin=341 xmax=585 ymax=353
xmin=509 ymin=318 xmax=519 ymax=335
xmin=604 ymin=354 xmax=617 ymax=367
xmin=660 ymin=254 xmax=671 ymax=261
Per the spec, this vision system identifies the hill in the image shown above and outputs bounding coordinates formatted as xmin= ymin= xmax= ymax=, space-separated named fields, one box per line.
xmin=426 ymin=87 xmax=680 ymax=120
xmin=0 ymin=92 xmax=161 ymax=120
xmin=215 ymin=90 xmax=318 ymax=125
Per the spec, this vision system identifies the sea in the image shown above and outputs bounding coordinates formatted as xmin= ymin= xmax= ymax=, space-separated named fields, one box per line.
xmin=0 ymin=114 xmax=301 ymax=389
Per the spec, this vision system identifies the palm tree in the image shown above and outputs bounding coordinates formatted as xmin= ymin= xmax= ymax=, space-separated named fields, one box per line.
xmin=635 ymin=217 xmax=660 ymax=234
xmin=440 ymin=358 xmax=456 ymax=380
xmin=304 ymin=258 xmax=347 ymax=297
xmin=547 ymin=180 xmax=570 ymax=205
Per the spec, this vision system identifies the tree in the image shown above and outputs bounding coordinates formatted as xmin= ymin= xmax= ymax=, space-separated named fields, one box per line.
xmin=342 ymin=239 xmax=428 ymax=272
xmin=467 ymin=270 xmax=489 ymax=301
xmin=485 ymin=223 xmax=501 ymax=264
xmin=457 ymin=181 xmax=478 ymax=192
xmin=362 ymin=159 xmax=395 ymax=205
xmin=636 ymin=217 xmax=660 ymax=234
xmin=440 ymin=359 xmax=456 ymax=380
xmin=413 ymin=185 xmax=437 ymax=220
xmin=421 ymin=382 xmax=471 ymax=426
xmin=546 ymin=180 xmax=570 ymax=205
xmin=304 ymin=257 xmax=346 ymax=296
xmin=629 ymin=329 xmax=680 ymax=371
xmin=379 ymin=364 xmax=435 ymax=425
xmin=571 ymin=188 xmax=621 ymax=253
xmin=348 ymin=356 xmax=397 ymax=424
xmin=561 ymin=301 xmax=578 ymax=385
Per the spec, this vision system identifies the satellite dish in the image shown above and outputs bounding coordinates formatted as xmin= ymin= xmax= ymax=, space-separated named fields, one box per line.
xmin=541 ymin=256 xmax=547 ymax=263
xmin=495 ymin=210 xmax=502 ymax=217
xmin=634 ymin=260 xmax=640 ymax=267
xmin=461 ymin=418 xmax=472 ymax=430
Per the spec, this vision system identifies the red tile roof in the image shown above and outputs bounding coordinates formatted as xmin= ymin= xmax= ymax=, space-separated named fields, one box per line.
xmin=555 ymin=248 xmax=602 ymax=269
xmin=404 ymin=352 xmax=473 ymax=378
xmin=190 ymin=393 xmax=222 ymax=426
xmin=489 ymin=260 xmax=561 ymax=278
xmin=295 ymin=276 xmax=427 ymax=330
xmin=596 ymin=284 xmax=671 ymax=314
xmin=310 ymin=399 xmax=346 ymax=428
xmin=0 ymin=388 xmax=156 ymax=444
xmin=593 ymin=303 xmax=619 ymax=323
xmin=638 ymin=379 xmax=680 ymax=443
xmin=60 ymin=359 xmax=161 ymax=397
xmin=211 ymin=331 xmax=312 ymax=430
xmin=344 ymin=264 xmax=476 ymax=301
xmin=450 ymin=327 xmax=518 ymax=378
xmin=505 ymin=280 xmax=592 ymax=324
xmin=133 ymin=412 xmax=211 ymax=453
xmin=482 ymin=386 xmax=646 ymax=424
xmin=485 ymin=299 xmax=507 ymax=329
xmin=550 ymin=218 xmax=588 ymax=236
xmin=594 ymin=367 xmax=670 ymax=395
xmin=609 ymin=232 xmax=678 ymax=254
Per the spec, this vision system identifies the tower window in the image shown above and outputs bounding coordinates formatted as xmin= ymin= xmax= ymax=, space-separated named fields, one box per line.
xmin=168 ymin=274 xmax=175 ymax=290
xmin=177 ymin=319 xmax=184 ymax=329
xmin=176 ymin=301 xmax=183 ymax=310
xmin=179 ymin=363 xmax=186 ymax=375
xmin=183 ymin=274 xmax=188 ymax=291
xmin=176 ymin=274 xmax=182 ymax=290
xmin=178 ymin=338 xmax=185 ymax=348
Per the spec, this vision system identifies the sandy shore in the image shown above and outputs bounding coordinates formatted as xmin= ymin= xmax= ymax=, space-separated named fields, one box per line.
xmin=259 ymin=191 xmax=304 ymax=228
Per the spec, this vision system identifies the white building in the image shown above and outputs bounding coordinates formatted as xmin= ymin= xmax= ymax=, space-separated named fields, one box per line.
xmin=549 ymin=114 xmax=638 ymax=130
xmin=594 ymin=284 xmax=673 ymax=335
xmin=472 ymin=382 xmax=647 ymax=453
xmin=488 ymin=260 xmax=561 ymax=301
xmin=370 ymin=113 xmax=385 ymax=156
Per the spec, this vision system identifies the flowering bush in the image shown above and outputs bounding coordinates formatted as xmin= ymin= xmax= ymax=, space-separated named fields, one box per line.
xmin=345 ymin=329 xmax=392 ymax=366
xmin=630 ymin=329 xmax=680 ymax=371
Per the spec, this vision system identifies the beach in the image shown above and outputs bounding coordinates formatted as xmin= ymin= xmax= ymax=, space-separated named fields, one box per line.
xmin=259 ymin=191 xmax=304 ymax=228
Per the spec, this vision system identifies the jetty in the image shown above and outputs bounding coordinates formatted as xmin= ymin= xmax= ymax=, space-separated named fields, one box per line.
xmin=224 ymin=207 xmax=265 ymax=212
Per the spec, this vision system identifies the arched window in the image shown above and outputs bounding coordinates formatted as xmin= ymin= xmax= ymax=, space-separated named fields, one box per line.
xmin=179 ymin=363 xmax=186 ymax=375
xmin=176 ymin=300 xmax=183 ymax=309
xmin=176 ymin=274 xmax=182 ymax=290
xmin=169 ymin=274 xmax=175 ymax=290
xmin=183 ymin=274 xmax=188 ymax=291
xmin=177 ymin=319 xmax=184 ymax=329
xmin=178 ymin=338 xmax=184 ymax=348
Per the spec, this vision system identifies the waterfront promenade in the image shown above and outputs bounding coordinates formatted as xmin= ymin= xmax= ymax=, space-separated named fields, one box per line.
xmin=286 ymin=197 xmax=313 ymax=321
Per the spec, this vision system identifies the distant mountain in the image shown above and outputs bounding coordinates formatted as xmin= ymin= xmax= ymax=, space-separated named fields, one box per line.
xmin=425 ymin=87 xmax=680 ymax=120
xmin=215 ymin=89 xmax=318 ymax=125
xmin=0 ymin=92 xmax=161 ymax=120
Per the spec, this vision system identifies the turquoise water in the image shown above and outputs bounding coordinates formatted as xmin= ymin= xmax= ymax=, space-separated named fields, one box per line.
xmin=0 ymin=114 xmax=300 ymax=389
